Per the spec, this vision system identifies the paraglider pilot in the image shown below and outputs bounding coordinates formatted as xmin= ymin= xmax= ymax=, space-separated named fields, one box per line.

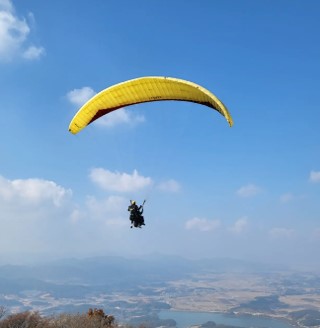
xmin=128 ymin=200 xmax=145 ymax=228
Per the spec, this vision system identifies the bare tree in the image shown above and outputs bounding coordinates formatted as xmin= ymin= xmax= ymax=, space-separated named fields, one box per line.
xmin=0 ymin=306 xmax=6 ymax=320
xmin=0 ymin=311 xmax=43 ymax=328
xmin=0 ymin=308 xmax=117 ymax=328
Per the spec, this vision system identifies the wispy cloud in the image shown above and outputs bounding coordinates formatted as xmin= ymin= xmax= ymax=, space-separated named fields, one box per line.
xmin=229 ymin=217 xmax=248 ymax=234
xmin=95 ymin=108 xmax=145 ymax=128
xmin=311 ymin=228 xmax=320 ymax=241
xmin=89 ymin=168 xmax=152 ymax=192
xmin=269 ymin=227 xmax=294 ymax=239
xmin=157 ymin=179 xmax=181 ymax=192
xmin=86 ymin=195 xmax=128 ymax=227
xmin=280 ymin=192 xmax=306 ymax=203
xmin=309 ymin=170 xmax=320 ymax=183
xmin=280 ymin=192 xmax=294 ymax=203
xmin=66 ymin=87 xmax=96 ymax=106
xmin=0 ymin=0 xmax=44 ymax=61
xmin=236 ymin=184 xmax=261 ymax=198
xmin=22 ymin=45 xmax=45 ymax=60
xmin=185 ymin=217 xmax=220 ymax=232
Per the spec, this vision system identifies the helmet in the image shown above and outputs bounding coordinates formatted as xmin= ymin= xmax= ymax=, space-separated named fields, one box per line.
xmin=131 ymin=200 xmax=136 ymax=205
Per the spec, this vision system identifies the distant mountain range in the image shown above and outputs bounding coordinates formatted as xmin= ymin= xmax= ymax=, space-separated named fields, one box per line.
xmin=0 ymin=254 xmax=282 ymax=295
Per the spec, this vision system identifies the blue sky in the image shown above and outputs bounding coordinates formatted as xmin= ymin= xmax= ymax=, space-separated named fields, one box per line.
xmin=0 ymin=0 xmax=319 ymax=268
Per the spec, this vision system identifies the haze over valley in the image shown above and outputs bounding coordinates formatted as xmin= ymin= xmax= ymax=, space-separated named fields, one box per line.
xmin=1 ymin=255 xmax=320 ymax=327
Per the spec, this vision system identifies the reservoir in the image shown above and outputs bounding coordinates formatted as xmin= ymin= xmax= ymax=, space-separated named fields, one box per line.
xmin=159 ymin=310 xmax=294 ymax=328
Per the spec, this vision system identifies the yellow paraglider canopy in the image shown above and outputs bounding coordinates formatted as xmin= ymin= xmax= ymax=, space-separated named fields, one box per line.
xmin=68 ymin=76 xmax=233 ymax=134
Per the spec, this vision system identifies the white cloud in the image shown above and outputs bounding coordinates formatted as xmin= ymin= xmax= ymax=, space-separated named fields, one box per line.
xmin=89 ymin=168 xmax=152 ymax=192
xmin=269 ymin=227 xmax=294 ymax=239
xmin=157 ymin=179 xmax=181 ymax=192
xmin=86 ymin=195 xmax=128 ymax=227
xmin=0 ymin=0 xmax=13 ymax=11
xmin=0 ymin=0 xmax=44 ymax=61
xmin=22 ymin=45 xmax=45 ymax=60
xmin=0 ymin=176 xmax=72 ymax=207
xmin=0 ymin=174 xmax=133 ymax=258
xmin=66 ymin=87 xmax=96 ymax=106
xmin=229 ymin=217 xmax=248 ymax=234
xmin=310 ymin=170 xmax=320 ymax=183
xmin=185 ymin=217 xmax=220 ymax=232
xmin=94 ymin=108 xmax=145 ymax=128
xmin=0 ymin=10 xmax=29 ymax=59
xmin=66 ymin=88 xmax=145 ymax=127
xmin=236 ymin=184 xmax=261 ymax=198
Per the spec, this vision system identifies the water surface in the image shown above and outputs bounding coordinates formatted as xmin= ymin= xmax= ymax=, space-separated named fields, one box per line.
xmin=159 ymin=310 xmax=294 ymax=328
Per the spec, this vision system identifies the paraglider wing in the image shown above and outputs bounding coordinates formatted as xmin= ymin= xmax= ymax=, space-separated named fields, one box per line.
xmin=68 ymin=76 xmax=233 ymax=134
